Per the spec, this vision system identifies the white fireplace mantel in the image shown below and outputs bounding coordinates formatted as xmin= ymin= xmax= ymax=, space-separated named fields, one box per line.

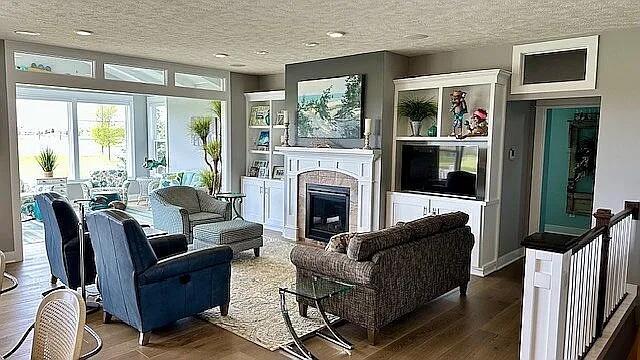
xmin=275 ymin=146 xmax=382 ymax=240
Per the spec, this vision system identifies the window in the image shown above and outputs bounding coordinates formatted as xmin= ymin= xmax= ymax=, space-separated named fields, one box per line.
xmin=14 ymin=52 xmax=93 ymax=78
xmin=147 ymin=97 xmax=168 ymax=165
xmin=77 ymin=103 xmax=129 ymax=178
xmin=104 ymin=63 xmax=166 ymax=85
xmin=175 ymin=72 xmax=225 ymax=91
xmin=16 ymin=99 xmax=72 ymax=185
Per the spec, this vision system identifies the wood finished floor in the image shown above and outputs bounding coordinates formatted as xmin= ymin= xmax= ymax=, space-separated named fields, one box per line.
xmin=2 ymin=239 xmax=524 ymax=359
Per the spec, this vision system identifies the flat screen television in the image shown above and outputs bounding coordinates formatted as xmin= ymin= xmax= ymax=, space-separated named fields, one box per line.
xmin=399 ymin=143 xmax=486 ymax=200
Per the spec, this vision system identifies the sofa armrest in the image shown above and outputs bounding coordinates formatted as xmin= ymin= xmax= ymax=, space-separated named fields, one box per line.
xmin=138 ymin=246 xmax=232 ymax=285
xmin=198 ymin=192 xmax=231 ymax=219
xmin=149 ymin=194 xmax=190 ymax=235
xmin=290 ymin=245 xmax=378 ymax=288
xmin=148 ymin=234 xmax=188 ymax=259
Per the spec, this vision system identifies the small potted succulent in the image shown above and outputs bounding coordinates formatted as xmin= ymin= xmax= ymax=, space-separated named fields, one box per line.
xmin=398 ymin=97 xmax=438 ymax=136
xmin=35 ymin=148 xmax=58 ymax=178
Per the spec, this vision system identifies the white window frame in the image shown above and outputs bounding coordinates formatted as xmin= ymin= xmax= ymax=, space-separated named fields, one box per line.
xmin=511 ymin=35 xmax=599 ymax=94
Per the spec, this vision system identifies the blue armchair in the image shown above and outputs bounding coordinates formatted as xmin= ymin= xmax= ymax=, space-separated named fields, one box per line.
xmin=35 ymin=193 xmax=97 ymax=290
xmin=85 ymin=209 xmax=232 ymax=345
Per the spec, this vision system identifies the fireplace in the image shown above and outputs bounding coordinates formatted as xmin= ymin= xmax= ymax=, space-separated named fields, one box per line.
xmin=305 ymin=184 xmax=350 ymax=242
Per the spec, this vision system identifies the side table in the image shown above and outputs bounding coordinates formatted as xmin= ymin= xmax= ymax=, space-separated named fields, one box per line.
xmin=279 ymin=276 xmax=354 ymax=360
xmin=215 ymin=192 xmax=246 ymax=220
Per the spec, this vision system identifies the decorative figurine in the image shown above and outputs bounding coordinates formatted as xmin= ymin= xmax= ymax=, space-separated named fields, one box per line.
xmin=449 ymin=90 xmax=468 ymax=137
xmin=458 ymin=108 xmax=489 ymax=139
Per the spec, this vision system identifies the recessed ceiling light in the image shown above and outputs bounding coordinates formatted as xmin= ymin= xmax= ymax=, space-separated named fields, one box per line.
xmin=214 ymin=53 xmax=229 ymax=58
xmin=403 ymin=34 xmax=430 ymax=40
xmin=230 ymin=64 xmax=246 ymax=67
xmin=74 ymin=29 xmax=93 ymax=36
xmin=326 ymin=31 xmax=345 ymax=38
xmin=14 ymin=30 xmax=40 ymax=36
xmin=256 ymin=50 xmax=269 ymax=55
xmin=304 ymin=42 xmax=319 ymax=48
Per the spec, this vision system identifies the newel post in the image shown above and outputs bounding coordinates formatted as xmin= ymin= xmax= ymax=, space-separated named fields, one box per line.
xmin=520 ymin=233 xmax=573 ymax=360
xmin=594 ymin=208 xmax=612 ymax=337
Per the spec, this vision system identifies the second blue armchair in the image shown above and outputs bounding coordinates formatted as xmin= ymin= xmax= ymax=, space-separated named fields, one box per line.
xmin=86 ymin=209 xmax=232 ymax=345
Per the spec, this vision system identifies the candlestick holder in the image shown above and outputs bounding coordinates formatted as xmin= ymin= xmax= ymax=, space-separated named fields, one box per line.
xmin=363 ymin=132 xmax=371 ymax=150
xmin=282 ymin=122 xmax=291 ymax=147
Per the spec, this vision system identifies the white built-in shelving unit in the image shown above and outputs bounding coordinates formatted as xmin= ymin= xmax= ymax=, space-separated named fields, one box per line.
xmin=387 ymin=69 xmax=512 ymax=276
xmin=241 ymin=90 xmax=286 ymax=231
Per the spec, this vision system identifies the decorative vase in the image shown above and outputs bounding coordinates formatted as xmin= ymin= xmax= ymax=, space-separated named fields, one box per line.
xmin=43 ymin=171 xmax=53 ymax=178
xmin=427 ymin=124 xmax=438 ymax=137
xmin=410 ymin=120 xmax=423 ymax=136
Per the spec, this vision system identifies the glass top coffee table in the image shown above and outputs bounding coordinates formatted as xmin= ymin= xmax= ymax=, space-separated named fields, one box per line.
xmin=279 ymin=276 xmax=354 ymax=360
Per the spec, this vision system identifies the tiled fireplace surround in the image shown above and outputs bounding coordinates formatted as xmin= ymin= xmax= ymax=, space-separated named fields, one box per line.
xmin=276 ymin=146 xmax=382 ymax=241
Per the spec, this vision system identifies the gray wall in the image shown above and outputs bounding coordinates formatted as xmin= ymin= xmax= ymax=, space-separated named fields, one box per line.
xmin=409 ymin=27 xmax=640 ymax=284
xmin=229 ymin=72 xmax=260 ymax=192
xmin=132 ymin=95 xmax=149 ymax=178
xmin=284 ymin=51 xmax=409 ymax=225
xmin=499 ymin=101 xmax=535 ymax=256
xmin=0 ymin=40 xmax=13 ymax=254
xmin=258 ymin=74 xmax=284 ymax=91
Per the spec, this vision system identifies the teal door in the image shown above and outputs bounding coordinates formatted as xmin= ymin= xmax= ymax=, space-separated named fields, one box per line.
xmin=540 ymin=107 xmax=599 ymax=235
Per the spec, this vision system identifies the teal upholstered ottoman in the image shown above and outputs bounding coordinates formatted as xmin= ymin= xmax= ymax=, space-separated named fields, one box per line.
xmin=193 ymin=219 xmax=263 ymax=257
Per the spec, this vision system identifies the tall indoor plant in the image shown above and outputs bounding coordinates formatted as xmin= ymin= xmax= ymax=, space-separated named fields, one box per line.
xmin=398 ymin=97 xmax=438 ymax=136
xmin=189 ymin=100 xmax=223 ymax=195
xmin=35 ymin=148 xmax=58 ymax=177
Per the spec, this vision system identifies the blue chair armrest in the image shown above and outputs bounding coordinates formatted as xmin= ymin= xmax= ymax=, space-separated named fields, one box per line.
xmin=148 ymin=234 xmax=188 ymax=260
xmin=138 ymin=246 xmax=232 ymax=285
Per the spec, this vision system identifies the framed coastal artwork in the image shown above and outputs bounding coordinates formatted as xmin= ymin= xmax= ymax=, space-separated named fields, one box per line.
xmin=297 ymin=74 xmax=363 ymax=139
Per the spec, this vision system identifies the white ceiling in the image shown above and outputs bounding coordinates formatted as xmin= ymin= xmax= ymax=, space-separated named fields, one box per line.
xmin=0 ymin=0 xmax=638 ymax=75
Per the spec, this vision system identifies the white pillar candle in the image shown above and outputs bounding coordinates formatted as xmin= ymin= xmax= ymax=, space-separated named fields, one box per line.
xmin=283 ymin=110 xmax=289 ymax=125
xmin=364 ymin=118 xmax=372 ymax=135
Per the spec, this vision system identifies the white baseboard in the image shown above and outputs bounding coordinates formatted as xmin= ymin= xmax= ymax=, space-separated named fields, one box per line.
xmin=282 ymin=226 xmax=297 ymax=240
xmin=496 ymin=247 xmax=525 ymax=271
xmin=471 ymin=248 xmax=524 ymax=277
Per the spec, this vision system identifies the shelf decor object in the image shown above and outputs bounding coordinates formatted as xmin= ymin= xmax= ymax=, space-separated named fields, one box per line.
xmin=282 ymin=110 xmax=290 ymax=147
xmin=397 ymin=97 xmax=438 ymax=137
xmin=363 ymin=118 xmax=372 ymax=150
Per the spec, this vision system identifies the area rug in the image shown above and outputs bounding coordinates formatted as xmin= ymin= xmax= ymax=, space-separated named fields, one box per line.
xmin=199 ymin=235 xmax=336 ymax=351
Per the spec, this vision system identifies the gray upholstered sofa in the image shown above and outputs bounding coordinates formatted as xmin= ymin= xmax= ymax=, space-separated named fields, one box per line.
xmin=290 ymin=211 xmax=474 ymax=344
xmin=149 ymin=186 xmax=231 ymax=242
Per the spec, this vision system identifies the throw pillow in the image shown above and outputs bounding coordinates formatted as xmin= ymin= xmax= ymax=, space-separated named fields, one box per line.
xmin=325 ymin=232 xmax=353 ymax=253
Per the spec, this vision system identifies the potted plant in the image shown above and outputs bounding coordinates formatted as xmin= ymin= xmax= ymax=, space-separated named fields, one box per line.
xmin=189 ymin=101 xmax=223 ymax=195
xmin=398 ymin=97 xmax=438 ymax=136
xmin=35 ymin=148 xmax=58 ymax=177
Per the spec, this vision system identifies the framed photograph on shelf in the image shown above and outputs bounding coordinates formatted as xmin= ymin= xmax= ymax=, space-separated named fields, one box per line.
xmin=272 ymin=166 xmax=285 ymax=179
xmin=249 ymin=105 xmax=270 ymax=126
xmin=275 ymin=111 xmax=285 ymax=126
xmin=255 ymin=130 xmax=270 ymax=147
xmin=247 ymin=166 xmax=259 ymax=177
xmin=258 ymin=167 xmax=269 ymax=178
xmin=252 ymin=160 xmax=268 ymax=169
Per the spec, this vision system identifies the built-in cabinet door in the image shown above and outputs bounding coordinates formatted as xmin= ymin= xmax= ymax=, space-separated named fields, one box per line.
xmin=264 ymin=179 xmax=284 ymax=229
xmin=387 ymin=192 xmax=430 ymax=225
xmin=241 ymin=177 xmax=265 ymax=223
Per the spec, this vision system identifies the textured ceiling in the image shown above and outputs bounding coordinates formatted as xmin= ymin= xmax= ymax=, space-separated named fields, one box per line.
xmin=0 ymin=0 xmax=638 ymax=75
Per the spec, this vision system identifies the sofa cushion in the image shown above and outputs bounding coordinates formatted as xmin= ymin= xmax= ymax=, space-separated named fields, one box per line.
xmin=346 ymin=224 xmax=412 ymax=261
xmin=405 ymin=211 xmax=469 ymax=239
xmin=325 ymin=232 xmax=355 ymax=254
xmin=189 ymin=212 xmax=224 ymax=226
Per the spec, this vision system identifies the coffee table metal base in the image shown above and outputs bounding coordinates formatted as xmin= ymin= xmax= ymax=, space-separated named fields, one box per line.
xmin=279 ymin=290 xmax=353 ymax=360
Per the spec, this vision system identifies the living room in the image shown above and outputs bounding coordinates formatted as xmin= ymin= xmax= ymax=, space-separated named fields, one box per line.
xmin=1 ymin=2 xmax=640 ymax=359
